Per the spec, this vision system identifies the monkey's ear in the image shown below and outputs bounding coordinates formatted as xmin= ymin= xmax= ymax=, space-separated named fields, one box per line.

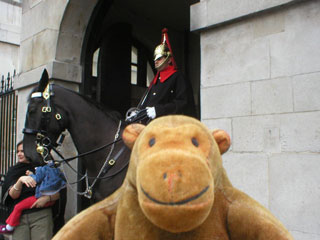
xmin=212 ymin=129 xmax=231 ymax=155
xmin=122 ymin=124 xmax=145 ymax=149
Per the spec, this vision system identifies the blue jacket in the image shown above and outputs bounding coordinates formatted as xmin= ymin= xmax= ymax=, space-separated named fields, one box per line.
xmin=30 ymin=161 xmax=66 ymax=198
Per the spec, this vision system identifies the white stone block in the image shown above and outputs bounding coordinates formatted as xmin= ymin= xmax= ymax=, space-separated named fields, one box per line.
xmin=0 ymin=28 xmax=20 ymax=45
xmin=201 ymin=83 xmax=251 ymax=119
xmin=0 ymin=1 xmax=21 ymax=26
xmin=45 ymin=0 xmax=68 ymax=30
xmin=32 ymin=29 xmax=59 ymax=68
xmin=20 ymin=38 xmax=33 ymax=73
xmin=56 ymin=32 xmax=82 ymax=64
xmin=293 ymin=72 xmax=320 ymax=112
xmin=21 ymin=3 xmax=40 ymax=41
xmin=252 ymin=77 xmax=293 ymax=115
xmin=270 ymin=1 xmax=320 ymax=77
xmin=51 ymin=61 xmax=82 ymax=83
xmin=30 ymin=0 xmax=42 ymax=9
xmin=16 ymin=87 xmax=32 ymax=141
xmin=251 ymin=10 xmax=285 ymax=39
xmin=233 ymin=112 xmax=320 ymax=153
xmin=269 ymin=153 xmax=320 ymax=235
xmin=190 ymin=1 xmax=207 ymax=31
xmin=15 ymin=62 xmax=81 ymax=89
xmin=223 ymin=152 xmax=269 ymax=208
xmin=0 ymin=42 xmax=19 ymax=74
xmin=21 ymin=0 xmax=68 ymax=41
xmin=291 ymin=231 xmax=320 ymax=240
xmin=279 ymin=112 xmax=320 ymax=152
xmin=232 ymin=115 xmax=281 ymax=152
xmin=201 ymin=38 xmax=270 ymax=87
xmin=201 ymin=19 xmax=252 ymax=47
xmin=202 ymin=118 xmax=232 ymax=136
xmin=191 ymin=0 xmax=297 ymax=31
xmin=15 ymin=65 xmax=49 ymax=89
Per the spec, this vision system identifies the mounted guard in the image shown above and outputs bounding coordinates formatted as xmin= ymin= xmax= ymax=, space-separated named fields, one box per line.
xmin=126 ymin=28 xmax=196 ymax=123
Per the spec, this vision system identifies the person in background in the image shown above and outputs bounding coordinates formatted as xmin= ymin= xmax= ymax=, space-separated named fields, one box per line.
xmin=0 ymin=159 xmax=66 ymax=235
xmin=126 ymin=28 xmax=196 ymax=123
xmin=0 ymin=141 xmax=60 ymax=240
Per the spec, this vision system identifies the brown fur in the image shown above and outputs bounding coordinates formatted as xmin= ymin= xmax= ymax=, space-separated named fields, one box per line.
xmin=52 ymin=187 xmax=122 ymax=240
xmin=53 ymin=115 xmax=293 ymax=240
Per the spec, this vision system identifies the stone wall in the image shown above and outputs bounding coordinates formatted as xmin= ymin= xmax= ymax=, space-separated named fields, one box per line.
xmin=191 ymin=0 xmax=320 ymax=239
xmin=0 ymin=0 xmax=21 ymax=75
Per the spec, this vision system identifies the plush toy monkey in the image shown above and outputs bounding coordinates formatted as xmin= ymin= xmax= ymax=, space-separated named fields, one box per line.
xmin=53 ymin=115 xmax=293 ymax=240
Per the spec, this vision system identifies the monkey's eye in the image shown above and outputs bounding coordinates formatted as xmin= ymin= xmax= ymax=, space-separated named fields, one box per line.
xmin=191 ymin=137 xmax=199 ymax=147
xmin=149 ymin=137 xmax=155 ymax=147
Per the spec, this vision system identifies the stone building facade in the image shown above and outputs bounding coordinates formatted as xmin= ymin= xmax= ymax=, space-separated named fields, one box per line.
xmin=191 ymin=1 xmax=320 ymax=239
xmin=2 ymin=0 xmax=319 ymax=239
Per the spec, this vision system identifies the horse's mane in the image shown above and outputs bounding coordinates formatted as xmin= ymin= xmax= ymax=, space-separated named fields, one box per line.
xmin=63 ymin=86 xmax=122 ymax=122
xmin=28 ymin=84 xmax=122 ymax=123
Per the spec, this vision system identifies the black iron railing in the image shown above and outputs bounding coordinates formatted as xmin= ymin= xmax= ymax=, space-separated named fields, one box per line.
xmin=0 ymin=70 xmax=15 ymax=95
xmin=0 ymin=70 xmax=17 ymax=175
xmin=0 ymin=70 xmax=17 ymax=224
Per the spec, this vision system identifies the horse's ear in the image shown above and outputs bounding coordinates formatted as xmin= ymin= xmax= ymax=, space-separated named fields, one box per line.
xmin=212 ymin=129 xmax=231 ymax=155
xmin=122 ymin=123 xmax=145 ymax=149
xmin=37 ymin=69 xmax=49 ymax=92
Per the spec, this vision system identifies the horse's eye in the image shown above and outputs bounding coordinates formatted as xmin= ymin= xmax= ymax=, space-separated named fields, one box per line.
xmin=149 ymin=138 xmax=155 ymax=147
xmin=191 ymin=137 xmax=199 ymax=147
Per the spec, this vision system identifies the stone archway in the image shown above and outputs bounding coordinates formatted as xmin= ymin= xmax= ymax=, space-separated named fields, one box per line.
xmin=54 ymin=0 xmax=99 ymax=84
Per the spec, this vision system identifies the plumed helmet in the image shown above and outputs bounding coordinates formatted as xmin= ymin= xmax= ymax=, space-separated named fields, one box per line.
xmin=154 ymin=43 xmax=171 ymax=61
xmin=153 ymin=28 xmax=177 ymax=69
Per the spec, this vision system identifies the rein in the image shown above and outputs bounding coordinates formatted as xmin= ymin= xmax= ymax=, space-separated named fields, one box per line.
xmin=56 ymin=120 xmax=124 ymax=199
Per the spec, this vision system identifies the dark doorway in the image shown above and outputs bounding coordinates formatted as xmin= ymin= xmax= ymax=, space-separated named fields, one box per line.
xmin=98 ymin=23 xmax=132 ymax=115
xmin=81 ymin=0 xmax=200 ymax=118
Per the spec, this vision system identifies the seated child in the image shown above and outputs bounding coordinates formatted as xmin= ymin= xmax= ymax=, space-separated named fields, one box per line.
xmin=0 ymin=161 xmax=66 ymax=234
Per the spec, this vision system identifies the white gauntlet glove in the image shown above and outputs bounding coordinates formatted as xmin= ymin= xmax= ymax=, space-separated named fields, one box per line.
xmin=146 ymin=107 xmax=156 ymax=119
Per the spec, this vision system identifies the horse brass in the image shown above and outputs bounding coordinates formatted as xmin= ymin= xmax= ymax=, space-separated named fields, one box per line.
xmin=42 ymin=106 xmax=51 ymax=112
xmin=55 ymin=113 xmax=62 ymax=120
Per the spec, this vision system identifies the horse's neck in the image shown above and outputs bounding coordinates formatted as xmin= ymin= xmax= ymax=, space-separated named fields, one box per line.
xmin=64 ymin=96 xmax=120 ymax=154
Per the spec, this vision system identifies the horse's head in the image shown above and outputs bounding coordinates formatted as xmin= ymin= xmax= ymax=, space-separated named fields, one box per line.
xmin=23 ymin=69 xmax=68 ymax=164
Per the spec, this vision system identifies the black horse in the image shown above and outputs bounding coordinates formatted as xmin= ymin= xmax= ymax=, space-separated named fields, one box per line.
xmin=23 ymin=69 xmax=131 ymax=204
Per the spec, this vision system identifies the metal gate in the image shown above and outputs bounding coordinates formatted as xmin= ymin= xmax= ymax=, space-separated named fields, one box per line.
xmin=0 ymin=71 xmax=18 ymax=175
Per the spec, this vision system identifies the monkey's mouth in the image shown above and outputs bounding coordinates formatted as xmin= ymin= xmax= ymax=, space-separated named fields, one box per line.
xmin=140 ymin=185 xmax=209 ymax=206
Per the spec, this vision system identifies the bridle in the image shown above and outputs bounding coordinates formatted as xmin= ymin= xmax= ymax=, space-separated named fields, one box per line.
xmin=23 ymin=84 xmax=66 ymax=162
